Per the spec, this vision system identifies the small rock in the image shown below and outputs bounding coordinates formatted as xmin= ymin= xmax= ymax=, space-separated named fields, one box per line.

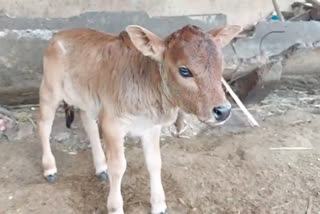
xmin=54 ymin=132 xmax=71 ymax=142
xmin=4 ymin=122 xmax=33 ymax=142
xmin=15 ymin=123 xmax=34 ymax=140
xmin=0 ymin=119 xmax=8 ymax=132
xmin=0 ymin=114 xmax=16 ymax=136
xmin=178 ymin=197 xmax=186 ymax=206
xmin=68 ymin=151 xmax=77 ymax=155
xmin=3 ymin=126 xmax=18 ymax=141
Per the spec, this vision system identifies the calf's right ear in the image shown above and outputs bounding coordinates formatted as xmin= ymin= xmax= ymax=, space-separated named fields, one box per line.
xmin=126 ymin=25 xmax=165 ymax=61
xmin=208 ymin=25 xmax=242 ymax=47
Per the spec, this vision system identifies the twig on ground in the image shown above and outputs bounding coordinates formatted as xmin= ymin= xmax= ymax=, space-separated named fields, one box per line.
xmin=222 ymin=78 xmax=259 ymax=127
xmin=232 ymin=103 xmax=300 ymax=111
xmin=306 ymin=196 xmax=313 ymax=214
xmin=290 ymin=120 xmax=312 ymax=125
xmin=178 ymin=198 xmax=187 ymax=206
xmin=272 ymin=203 xmax=290 ymax=210
xmin=126 ymin=200 xmax=142 ymax=205
xmin=27 ymin=116 xmax=37 ymax=129
xmin=5 ymin=104 xmax=39 ymax=110
xmin=269 ymin=147 xmax=313 ymax=151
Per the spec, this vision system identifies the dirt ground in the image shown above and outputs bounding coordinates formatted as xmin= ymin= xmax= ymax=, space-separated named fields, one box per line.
xmin=1 ymin=74 xmax=320 ymax=214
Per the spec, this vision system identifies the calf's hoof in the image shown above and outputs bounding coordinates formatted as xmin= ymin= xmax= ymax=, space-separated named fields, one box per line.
xmin=45 ymin=173 xmax=57 ymax=183
xmin=97 ymin=171 xmax=108 ymax=181
xmin=153 ymin=209 xmax=168 ymax=214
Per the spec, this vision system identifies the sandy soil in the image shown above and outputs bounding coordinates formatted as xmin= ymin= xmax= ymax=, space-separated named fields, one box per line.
xmin=1 ymin=75 xmax=320 ymax=214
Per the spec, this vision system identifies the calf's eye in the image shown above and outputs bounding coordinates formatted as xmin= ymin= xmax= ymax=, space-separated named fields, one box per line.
xmin=179 ymin=67 xmax=193 ymax=78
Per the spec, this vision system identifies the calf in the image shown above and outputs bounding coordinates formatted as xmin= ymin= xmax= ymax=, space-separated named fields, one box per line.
xmin=37 ymin=24 xmax=242 ymax=214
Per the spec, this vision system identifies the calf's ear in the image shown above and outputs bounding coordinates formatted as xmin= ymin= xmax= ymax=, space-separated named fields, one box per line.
xmin=126 ymin=25 xmax=165 ymax=61
xmin=207 ymin=25 xmax=242 ymax=47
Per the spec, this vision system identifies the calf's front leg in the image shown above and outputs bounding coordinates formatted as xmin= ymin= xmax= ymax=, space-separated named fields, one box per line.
xmin=142 ymin=125 xmax=168 ymax=214
xmin=80 ymin=110 xmax=108 ymax=180
xmin=100 ymin=116 xmax=126 ymax=214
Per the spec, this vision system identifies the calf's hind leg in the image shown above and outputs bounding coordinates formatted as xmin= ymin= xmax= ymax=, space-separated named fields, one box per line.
xmin=37 ymin=85 xmax=61 ymax=183
xmin=38 ymin=48 xmax=64 ymax=183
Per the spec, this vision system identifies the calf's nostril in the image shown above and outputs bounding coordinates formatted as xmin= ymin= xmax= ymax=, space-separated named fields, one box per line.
xmin=213 ymin=108 xmax=222 ymax=116
xmin=213 ymin=105 xmax=231 ymax=122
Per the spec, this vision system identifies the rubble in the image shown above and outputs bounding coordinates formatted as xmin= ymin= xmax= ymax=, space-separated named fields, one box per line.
xmin=0 ymin=107 xmax=37 ymax=141
xmin=266 ymin=0 xmax=320 ymax=22
xmin=224 ymin=16 xmax=320 ymax=103
xmin=54 ymin=132 xmax=71 ymax=143
xmin=218 ymin=0 xmax=320 ymax=104
xmin=0 ymin=106 xmax=16 ymax=139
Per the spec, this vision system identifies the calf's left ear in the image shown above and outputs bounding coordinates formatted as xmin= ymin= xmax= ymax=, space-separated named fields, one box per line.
xmin=208 ymin=25 xmax=242 ymax=47
xmin=126 ymin=25 xmax=165 ymax=61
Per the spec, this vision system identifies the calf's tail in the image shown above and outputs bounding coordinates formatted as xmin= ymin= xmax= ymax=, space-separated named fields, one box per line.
xmin=63 ymin=101 xmax=74 ymax=128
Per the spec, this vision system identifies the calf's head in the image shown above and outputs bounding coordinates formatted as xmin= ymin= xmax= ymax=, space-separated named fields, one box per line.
xmin=126 ymin=24 xmax=242 ymax=125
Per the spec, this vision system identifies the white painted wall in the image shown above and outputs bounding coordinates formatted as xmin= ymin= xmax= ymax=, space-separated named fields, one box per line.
xmin=0 ymin=0 xmax=296 ymax=26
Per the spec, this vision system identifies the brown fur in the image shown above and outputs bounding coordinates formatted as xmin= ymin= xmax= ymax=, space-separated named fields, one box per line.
xmin=52 ymin=28 xmax=167 ymax=119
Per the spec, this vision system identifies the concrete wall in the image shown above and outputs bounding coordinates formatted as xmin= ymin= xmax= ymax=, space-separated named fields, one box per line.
xmin=0 ymin=0 xmax=295 ymax=26
xmin=2 ymin=0 xmax=317 ymax=105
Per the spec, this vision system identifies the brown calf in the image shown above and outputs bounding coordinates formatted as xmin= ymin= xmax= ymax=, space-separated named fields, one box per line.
xmin=37 ymin=24 xmax=242 ymax=214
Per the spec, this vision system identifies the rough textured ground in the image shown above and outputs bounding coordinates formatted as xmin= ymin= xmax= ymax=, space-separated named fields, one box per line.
xmin=1 ymin=74 xmax=320 ymax=214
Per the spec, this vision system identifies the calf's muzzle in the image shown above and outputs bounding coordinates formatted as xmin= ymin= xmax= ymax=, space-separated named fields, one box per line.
xmin=213 ymin=105 xmax=231 ymax=122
